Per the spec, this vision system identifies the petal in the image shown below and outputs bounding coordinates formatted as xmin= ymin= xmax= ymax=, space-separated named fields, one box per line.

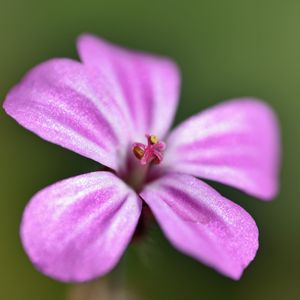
xmin=77 ymin=34 xmax=181 ymax=140
xmin=21 ymin=171 xmax=142 ymax=282
xmin=140 ymin=173 xmax=258 ymax=280
xmin=3 ymin=58 xmax=130 ymax=171
xmin=163 ymin=99 xmax=280 ymax=200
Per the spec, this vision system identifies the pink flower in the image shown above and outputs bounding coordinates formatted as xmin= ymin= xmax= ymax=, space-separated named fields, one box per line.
xmin=3 ymin=34 xmax=280 ymax=283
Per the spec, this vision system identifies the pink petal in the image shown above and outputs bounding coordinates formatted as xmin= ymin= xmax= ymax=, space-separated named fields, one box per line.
xmin=140 ymin=173 xmax=258 ymax=280
xmin=77 ymin=34 xmax=180 ymax=140
xmin=163 ymin=99 xmax=280 ymax=200
xmin=21 ymin=171 xmax=142 ymax=282
xmin=3 ymin=58 xmax=130 ymax=171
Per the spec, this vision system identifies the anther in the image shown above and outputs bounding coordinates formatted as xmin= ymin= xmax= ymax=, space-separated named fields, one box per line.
xmin=149 ymin=135 xmax=158 ymax=144
xmin=133 ymin=144 xmax=145 ymax=159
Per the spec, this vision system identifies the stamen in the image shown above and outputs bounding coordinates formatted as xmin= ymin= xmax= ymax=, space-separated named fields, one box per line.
xmin=132 ymin=143 xmax=145 ymax=159
xmin=149 ymin=135 xmax=158 ymax=144
xmin=132 ymin=134 xmax=166 ymax=165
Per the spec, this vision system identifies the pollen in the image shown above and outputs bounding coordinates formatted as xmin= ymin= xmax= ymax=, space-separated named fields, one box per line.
xmin=132 ymin=134 xmax=166 ymax=165
xmin=149 ymin=135 xmax=158 ymax=144
xmin=133 ymin=145 xmax=145 ymax=159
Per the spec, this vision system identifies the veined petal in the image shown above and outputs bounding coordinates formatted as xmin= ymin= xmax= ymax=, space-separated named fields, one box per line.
xmin=163 ymin=99 xmax=280 ymax=200
xmin=3 ymin=58 xmax=130 ymax=171
xmin=77 ymin=34 xmax=181 ymax=140
xmin=21 ymin=171 xmax=142 ymax=282
xmin=140 ymin=173 xmax=258 ymax=280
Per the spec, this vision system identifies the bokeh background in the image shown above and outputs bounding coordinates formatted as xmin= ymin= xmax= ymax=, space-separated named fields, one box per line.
xmin=0 ymin=0 xmax=299 ymax=299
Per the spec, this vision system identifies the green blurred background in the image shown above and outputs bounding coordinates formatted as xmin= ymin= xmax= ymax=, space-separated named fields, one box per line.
xmin=0 ymin=0 xmax=298 ymax=299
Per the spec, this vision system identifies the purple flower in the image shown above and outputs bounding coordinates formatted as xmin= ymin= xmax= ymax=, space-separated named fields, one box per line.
xmin=3 ymin=34 xmax=280 ymax=282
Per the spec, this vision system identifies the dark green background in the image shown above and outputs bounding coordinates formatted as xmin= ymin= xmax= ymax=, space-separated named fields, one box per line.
xmin=0 ymin=0 xmax=298 ymax=299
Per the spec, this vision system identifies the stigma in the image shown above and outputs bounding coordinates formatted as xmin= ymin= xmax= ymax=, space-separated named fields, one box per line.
xmin=132 ymin=134 xmax=166 ymax=165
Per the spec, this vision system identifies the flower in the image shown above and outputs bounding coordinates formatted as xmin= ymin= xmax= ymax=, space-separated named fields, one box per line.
xmin=3 ymin=34 xmax=280 ymax=283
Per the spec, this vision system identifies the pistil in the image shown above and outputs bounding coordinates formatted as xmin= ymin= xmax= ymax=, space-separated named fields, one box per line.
xmin=132 ymin=134 xmax=166 ymax=165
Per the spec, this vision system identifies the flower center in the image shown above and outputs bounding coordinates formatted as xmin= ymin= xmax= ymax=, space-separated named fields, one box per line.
xmin=122 ymin=134 xmax=166 ymax=191
xmin=132 ymin=134 xmax=166 ymax=165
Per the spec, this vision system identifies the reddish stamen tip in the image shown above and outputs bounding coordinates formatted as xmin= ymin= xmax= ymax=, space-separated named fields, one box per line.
xmin=133 ymin=143 xmax=145 ymax=159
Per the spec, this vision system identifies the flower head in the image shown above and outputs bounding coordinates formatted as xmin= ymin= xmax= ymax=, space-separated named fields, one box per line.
xmin=3 ymin=34 xmax=280 ymax=282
